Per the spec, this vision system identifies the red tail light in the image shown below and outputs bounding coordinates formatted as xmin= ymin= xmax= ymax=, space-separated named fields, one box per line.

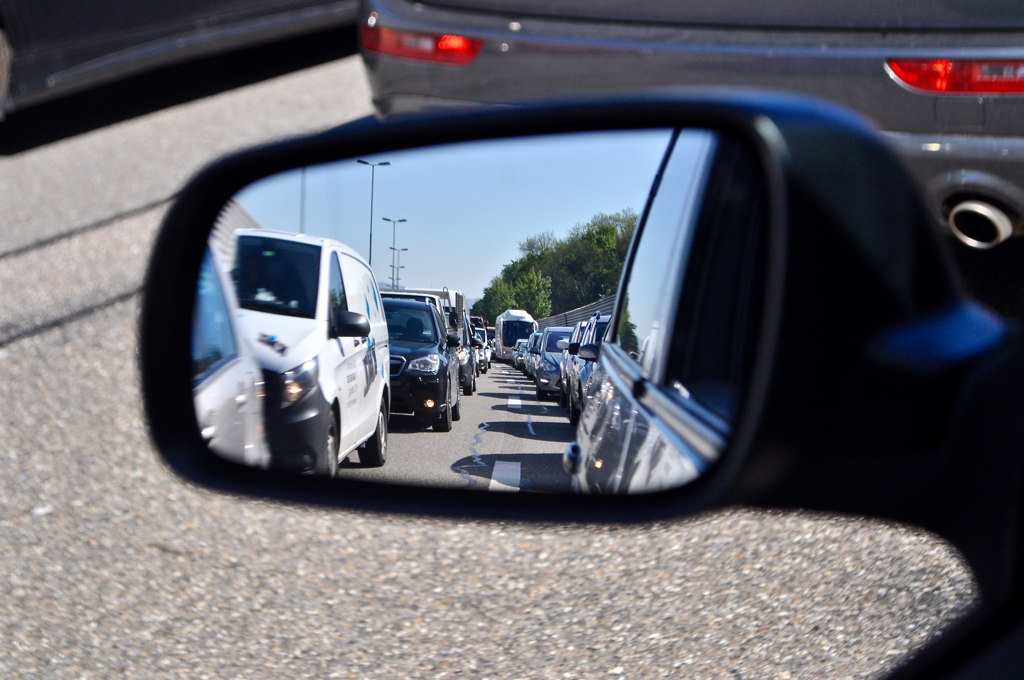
xmin=887 ymin=59 xmax=1024 ymax=94
xmin=361 ymin=25 xmax=482 ymax=66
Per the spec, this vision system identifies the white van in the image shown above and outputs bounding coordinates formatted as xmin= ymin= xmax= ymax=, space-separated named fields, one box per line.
xmin=230 ymin=230 xmax=390 ymax=476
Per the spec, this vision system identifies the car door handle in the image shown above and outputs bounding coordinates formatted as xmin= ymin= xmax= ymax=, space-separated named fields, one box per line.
xmin=234 ymin=392 xmax=247 ymax=406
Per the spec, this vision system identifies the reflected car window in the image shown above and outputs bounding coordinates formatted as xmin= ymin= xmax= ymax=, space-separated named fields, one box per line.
xmin=232 ymin=235 xmax=321 ymax=319
xmin=614 ymin=130 xmax=717 ymax=382
xmin=192 ymin=250 xmax=237 ymax=385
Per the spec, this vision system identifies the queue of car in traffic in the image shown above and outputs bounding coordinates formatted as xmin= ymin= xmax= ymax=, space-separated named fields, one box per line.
xmin=193 ymin=226 xmax=622 ymax=482
xmin=193 ymin=231 xmax=495 ymax=477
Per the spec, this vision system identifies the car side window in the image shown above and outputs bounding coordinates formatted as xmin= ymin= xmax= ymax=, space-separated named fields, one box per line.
xmin=192 ymin=250 xmax=237 ymax=384
xmin=612 ymin=129 xmax=718 ymax=382
xmin=666 ymin=137 xmax=767 ymax=420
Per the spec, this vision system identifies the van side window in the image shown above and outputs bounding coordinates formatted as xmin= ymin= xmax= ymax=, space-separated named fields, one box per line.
xmin=329 ymin=253 xmax=348 ymax=323
xmin=612 ymin=129 xmax=718 ymax=383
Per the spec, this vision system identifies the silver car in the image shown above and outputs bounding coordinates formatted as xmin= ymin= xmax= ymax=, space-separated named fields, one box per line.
xmin=361 ymin=0 xmax=1024 ymax=250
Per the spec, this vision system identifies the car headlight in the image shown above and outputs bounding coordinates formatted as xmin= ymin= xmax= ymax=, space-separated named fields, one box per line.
xmin=408 ymin=353 xmax=441 ymax=373
xmin=541 ymin=359 xmax=559 ymax=373
xmin=281 ymin=358 xmax=318 ymax=407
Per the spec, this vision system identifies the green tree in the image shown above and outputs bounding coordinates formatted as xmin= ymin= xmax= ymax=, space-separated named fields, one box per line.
xmin=475 ymin=207 xmax=638 ymax=319
xmin=473 ymin=276 xmax=518 ymax=322
xmin=513 ymin=268 xmax=552 ymax=319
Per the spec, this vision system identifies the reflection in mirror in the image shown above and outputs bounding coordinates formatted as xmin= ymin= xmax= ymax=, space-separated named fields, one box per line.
xmin=192 ymin=128 xmax=765 ymax=494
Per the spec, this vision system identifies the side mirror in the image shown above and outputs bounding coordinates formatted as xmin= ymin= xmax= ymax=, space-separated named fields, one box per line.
xmin=142 ymin=92 xmax=1021 ymax=639
xmin=556 ymin=339 xmax=569 ymax=350
xmin=568 ymin=342 xmax=580 ymax=356
xmin=529 ymin=348 xmax=541 ymax=355
xmin=471 ymin=338 xmax=484 ymax=349
xmin=448 ymin=311 xmax=459 ymax=329
xmin=446 ymin=333 xmax=461 ymax=348
xmin=577 ymin=343 xmax=599 ymax=362
xmin=331 ymin=310 xmax=370 ymax=338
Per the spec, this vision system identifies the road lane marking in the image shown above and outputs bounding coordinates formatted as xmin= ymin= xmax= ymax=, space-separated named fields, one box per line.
xmin=508 ymin=397 xmax=522 ymax=409
xmin=489 ymin=461 xmax=521 ymax=492
xmin=527 ymin=416 xmax=536 ymax=435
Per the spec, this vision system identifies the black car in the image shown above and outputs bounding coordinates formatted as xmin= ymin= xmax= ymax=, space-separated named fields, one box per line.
xmin=382 ymin=298 xmax=461 ymax=431
xmin=0 ymin=0 xmax=357 ymax=117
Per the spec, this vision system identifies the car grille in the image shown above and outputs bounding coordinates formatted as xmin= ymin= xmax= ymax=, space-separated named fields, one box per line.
xmin=390 ymin=357 xmax=406 ymax=377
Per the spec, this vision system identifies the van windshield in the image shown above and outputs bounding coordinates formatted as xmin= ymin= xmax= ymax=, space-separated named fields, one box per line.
xmin=232 ymin=236 xmax=321 ymax=319
xmin=502 ymin=320 xmax=534 ymax=346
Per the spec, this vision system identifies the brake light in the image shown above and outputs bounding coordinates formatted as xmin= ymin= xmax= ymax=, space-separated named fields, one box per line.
xmin=887 ymin=59 xmax=1024 ymax=94
xmin=361 ymin=24 xmax=482 ymax=65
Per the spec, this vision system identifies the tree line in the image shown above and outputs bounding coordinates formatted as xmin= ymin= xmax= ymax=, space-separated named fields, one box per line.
xmin=471 ymin=208 xmax=638 ymax=323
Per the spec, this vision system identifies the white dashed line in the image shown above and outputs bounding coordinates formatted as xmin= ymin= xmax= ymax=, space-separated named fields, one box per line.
xmin=508 ymin=397 xmax=522 ymax=409
xmin=489 ymin=461 xmax=521 ymax=492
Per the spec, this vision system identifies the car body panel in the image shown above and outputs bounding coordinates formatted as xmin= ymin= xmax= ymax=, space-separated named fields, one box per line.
xmin=360 ymin=0 xmax=1024 ymax=230
xmin=0 ymin=0 xmax=358 ymax=113
xmin=192 ymin=248 xmax=270 ymax=469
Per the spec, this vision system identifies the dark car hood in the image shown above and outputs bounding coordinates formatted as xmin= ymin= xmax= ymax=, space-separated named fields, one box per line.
xmin=417 ymin=0 xmax=1022 ymax=30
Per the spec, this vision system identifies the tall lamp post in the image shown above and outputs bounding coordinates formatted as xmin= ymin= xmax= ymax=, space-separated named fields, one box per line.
xmin=356 ymin=159 xmax=391 ymax=265
xmin=381 ymin=216 xmax=407 ymax=287
xmin=389 ymin=247 xmax=409 ymax=288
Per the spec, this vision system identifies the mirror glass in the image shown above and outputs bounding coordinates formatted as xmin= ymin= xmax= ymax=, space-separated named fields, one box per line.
xmin=192 ymin=128 xmax=761 ymax=493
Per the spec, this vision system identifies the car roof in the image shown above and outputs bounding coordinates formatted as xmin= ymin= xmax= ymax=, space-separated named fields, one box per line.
xmin=234 ymin=228 xmax=365 ymax=262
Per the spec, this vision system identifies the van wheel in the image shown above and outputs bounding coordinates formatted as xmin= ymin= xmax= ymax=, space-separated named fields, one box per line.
xmin=317 ymin=409 xmax=340 ymax=477
xmin=361 ymin=400 xmax=388 ymax=467
xmin=464 ymin=372 xmax=475 ymax=396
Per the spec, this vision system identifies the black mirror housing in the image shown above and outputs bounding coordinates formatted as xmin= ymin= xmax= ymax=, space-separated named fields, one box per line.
xmin=331 ymin=310 xmax=370 ymax=338
xmin=140 ymin=93 xmax=1018 ymax=567
xmin=446 ymin=333 xmax=461 ymax=348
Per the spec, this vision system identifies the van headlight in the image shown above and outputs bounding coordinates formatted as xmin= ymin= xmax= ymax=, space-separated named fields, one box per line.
xmin=407 ymin=353 xmax=441 ymax=374
xmin=281 ymin=358 xmax=318 ymax=407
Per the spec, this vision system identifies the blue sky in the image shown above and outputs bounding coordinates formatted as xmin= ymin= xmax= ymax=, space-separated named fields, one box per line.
xmin=236 ymin=129 xmax=672 ymax=302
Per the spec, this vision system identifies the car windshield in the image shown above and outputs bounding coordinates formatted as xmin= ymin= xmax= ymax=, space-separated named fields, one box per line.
xmin=545 ymin=331 xmax=571 ymax=351
xmin=232 ymin=236 xmax=321 ymax=319
xmin=385 ymin=306 xmax=438 ymax=344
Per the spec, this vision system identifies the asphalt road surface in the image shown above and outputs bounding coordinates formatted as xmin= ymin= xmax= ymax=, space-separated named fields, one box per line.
xmin=342 ymin=364 xmax=577 ymax=492
xmin=0 ymin=39 xmax=977 ymax=680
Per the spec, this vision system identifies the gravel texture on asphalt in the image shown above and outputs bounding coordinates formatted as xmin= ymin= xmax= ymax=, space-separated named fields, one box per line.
xmin=0 ymin=298 xmax=977 ymax=679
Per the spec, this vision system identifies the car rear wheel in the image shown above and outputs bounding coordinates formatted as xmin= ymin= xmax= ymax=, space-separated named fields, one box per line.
xmin=360 ymin=399 xmax=388 ymax=467
xmin=569 ymin=391 xmax=581 ymax=427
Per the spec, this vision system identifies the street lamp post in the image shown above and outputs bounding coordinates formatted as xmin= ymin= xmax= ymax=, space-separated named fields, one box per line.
xmin=381 ymin=216 xmax=407 ymax=287
xmin=389 ymin=247 xmax=409 ymax=288
xmin=356 ymin=159 xmax=391 ymax=265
